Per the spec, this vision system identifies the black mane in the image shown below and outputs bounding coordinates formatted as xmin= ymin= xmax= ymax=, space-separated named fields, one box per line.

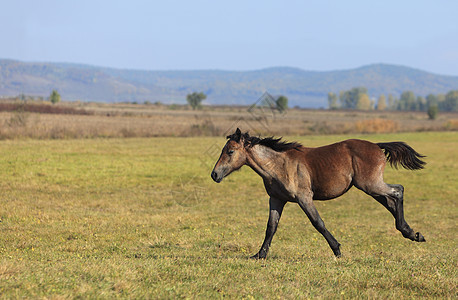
xmin=227 ymin=129 xmax=302 ymax=152
xmin=249 ymin=136 xmax=302 ymax=152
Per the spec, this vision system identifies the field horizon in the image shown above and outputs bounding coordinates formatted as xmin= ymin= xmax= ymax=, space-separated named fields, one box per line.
xmin=1 ymin=100 xmax=457 ymax=140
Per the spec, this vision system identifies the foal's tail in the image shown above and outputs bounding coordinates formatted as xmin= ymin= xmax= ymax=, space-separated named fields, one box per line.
xmin=377 ymin=142 xmax=426 ymax=170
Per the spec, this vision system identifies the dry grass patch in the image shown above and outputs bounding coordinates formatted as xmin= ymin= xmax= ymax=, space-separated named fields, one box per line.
xmin=1 ymin=100 xmax=458 ymax=139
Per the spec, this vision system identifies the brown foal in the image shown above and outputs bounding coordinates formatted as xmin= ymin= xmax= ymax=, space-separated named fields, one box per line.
xmin=211 ymin=128 xmax=426 ymax=258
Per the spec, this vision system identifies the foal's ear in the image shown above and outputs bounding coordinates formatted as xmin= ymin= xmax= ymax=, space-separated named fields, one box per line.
xmin=227 ymin=127 xmax=243 ymax=143
xmin=235 ymin=128 xmax=241 ymax=137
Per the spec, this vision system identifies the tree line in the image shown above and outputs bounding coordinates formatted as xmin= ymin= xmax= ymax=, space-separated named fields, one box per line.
xmin=328 ymin=87 xmax=458 ymax=113
xmin=186 ymin=92 xmax=289 ymax=112
xmin=7 ymin=90 xmax=62 ymax=104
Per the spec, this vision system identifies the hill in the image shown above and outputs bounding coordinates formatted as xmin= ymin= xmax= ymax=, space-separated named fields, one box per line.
xmin=1 ymin=59 xmax=457 ymax=108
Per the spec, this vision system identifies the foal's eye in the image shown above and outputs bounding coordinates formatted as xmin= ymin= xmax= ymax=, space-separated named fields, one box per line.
xmin=228 ymin=150 xmax=234 ymax=155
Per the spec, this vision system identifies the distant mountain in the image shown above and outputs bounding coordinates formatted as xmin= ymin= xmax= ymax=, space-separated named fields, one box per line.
xmin=1 ymin=59 xmax=457 ymax=108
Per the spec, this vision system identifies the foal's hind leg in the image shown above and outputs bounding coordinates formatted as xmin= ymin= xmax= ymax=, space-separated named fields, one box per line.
xmin=369 ymin=184 xmax=425 ymax=242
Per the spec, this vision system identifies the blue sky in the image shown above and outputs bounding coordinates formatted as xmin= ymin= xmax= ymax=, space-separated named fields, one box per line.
xmin=1 ymin=0 xmax=458 ymax=75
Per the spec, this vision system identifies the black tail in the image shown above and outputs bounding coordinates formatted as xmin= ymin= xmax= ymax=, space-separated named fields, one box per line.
xmin=377 ymin=142 xmax=426 ymax=170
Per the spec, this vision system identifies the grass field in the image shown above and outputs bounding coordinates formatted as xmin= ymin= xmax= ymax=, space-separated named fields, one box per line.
xmin=0 ymin=132 xmax=456 ymax=298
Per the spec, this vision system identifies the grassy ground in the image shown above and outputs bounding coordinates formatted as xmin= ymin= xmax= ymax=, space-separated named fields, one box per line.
xmin=0 ymin=132 xmax=456 ymax=298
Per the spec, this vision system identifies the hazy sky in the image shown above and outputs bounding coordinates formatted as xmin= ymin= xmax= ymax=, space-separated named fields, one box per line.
xmin=1 ymin=0 xmax=458 ymax=75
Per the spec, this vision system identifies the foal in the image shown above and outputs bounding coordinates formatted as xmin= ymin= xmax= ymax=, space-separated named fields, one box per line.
xmin=211 ymin=128 xmax=426 ymax=258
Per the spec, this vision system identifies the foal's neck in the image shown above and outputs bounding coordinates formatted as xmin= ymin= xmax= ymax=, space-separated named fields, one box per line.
xmin=246 ymin=145 xmax=285 ymax=181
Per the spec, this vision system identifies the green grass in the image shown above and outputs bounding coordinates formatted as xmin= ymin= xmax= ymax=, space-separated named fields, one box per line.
xmin=0 ymin=132 xmax=456 ymax=298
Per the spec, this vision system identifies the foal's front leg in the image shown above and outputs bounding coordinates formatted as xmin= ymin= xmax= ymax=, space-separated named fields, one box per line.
xmin=251 ymin=197 xmax=286 ymax=259
xmin=297 ymin=193 xmax=341 ymax=257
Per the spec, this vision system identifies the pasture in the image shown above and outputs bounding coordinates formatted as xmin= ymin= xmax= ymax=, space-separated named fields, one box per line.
xmin=0 ymin=132 xmax=456 ymax=298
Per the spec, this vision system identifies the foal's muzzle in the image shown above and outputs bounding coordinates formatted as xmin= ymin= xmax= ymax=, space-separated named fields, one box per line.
xmin=211 ymin=171 xmax=222 ymax=183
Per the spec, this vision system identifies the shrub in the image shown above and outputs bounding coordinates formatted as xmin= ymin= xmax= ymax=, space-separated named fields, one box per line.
xmin=276 ymin=96 xmax=288 ymax=112
xmin=427 ymin=105 xmax=438 ymax=120
xmin=49 ymin=90 xmax=61 ymax=104
xmin=186 ymin=92 xmax=206 ymax=110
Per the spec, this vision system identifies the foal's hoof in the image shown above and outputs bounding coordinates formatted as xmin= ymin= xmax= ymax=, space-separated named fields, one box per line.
xmin=332 ymin=244 xmax=342 ymax=258
xmin=415 ymin=232 xmax=426 ymax=242
xmin=333 ymin=250 xmax=342 ymax=258
xmin=250 ymin=253 xmax=266 ymax=260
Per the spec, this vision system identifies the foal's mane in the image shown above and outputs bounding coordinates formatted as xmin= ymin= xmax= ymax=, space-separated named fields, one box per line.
xmin=227 ymin=130 xmax=302 ymax=152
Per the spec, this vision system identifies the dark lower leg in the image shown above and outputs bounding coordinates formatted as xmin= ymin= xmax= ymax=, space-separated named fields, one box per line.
xmin=389 ymin=184 xmax=417 ymax=240
xmin=317 ymin=222 xmax=341 ymax=257
xmin=375 ymin=184 xmax=425 ymax=242
xmin=251 ymin=198 xmax=285 ymax=259
xmin=298 ymin=200 xmax=341 ymax=257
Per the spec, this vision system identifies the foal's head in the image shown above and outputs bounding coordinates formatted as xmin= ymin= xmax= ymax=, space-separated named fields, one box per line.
xmin=211 ymin=128 xmax=248 ymax=183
